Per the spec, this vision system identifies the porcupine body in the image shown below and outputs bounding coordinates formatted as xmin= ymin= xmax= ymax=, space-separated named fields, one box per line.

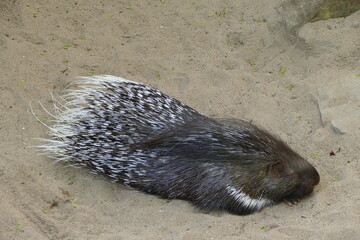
xmin=39 ymin=75 xmax=320 ymax=215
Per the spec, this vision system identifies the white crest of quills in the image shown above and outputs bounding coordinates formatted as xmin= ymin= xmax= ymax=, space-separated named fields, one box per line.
xmin=37 ymin=75 xmax=320 ymax=215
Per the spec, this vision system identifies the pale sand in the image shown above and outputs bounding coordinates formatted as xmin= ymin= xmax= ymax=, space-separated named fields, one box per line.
xmin=1 ymin=0 xmax=360 ymax=239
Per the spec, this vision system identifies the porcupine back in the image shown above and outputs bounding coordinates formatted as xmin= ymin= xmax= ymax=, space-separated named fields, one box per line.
xmin=39 ymin=75 xmax=319 ymax=215
xmin=40 ymin=75 xmax=200 ymax=177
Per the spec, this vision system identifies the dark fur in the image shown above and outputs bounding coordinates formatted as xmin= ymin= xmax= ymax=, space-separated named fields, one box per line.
xmin=125 ymin=117 xmax=320 ymax=214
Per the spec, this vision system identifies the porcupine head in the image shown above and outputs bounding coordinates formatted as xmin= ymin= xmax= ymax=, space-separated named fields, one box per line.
xmin=38 ymin=75 xmax=320 ymax=215
xmin=224 ymin=118 xmax=320 ymax=212
xmin=190 ymin=118 xmax=320 ymax=214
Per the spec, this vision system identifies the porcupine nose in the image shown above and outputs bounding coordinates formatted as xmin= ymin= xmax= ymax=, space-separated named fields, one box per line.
xmin=312 ymin=168 xmax=320 ymax=186
xmin=301 ymin=164 xmax=320 ymax=195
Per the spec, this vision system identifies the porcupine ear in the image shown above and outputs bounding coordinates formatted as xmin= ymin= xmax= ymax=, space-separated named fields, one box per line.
xmin=266 ymin=162 xmax=295 ymax=178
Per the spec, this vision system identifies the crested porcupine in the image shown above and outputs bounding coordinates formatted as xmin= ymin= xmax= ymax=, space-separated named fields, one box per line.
xmin=37 ymin=75 xmax=319 ymax=215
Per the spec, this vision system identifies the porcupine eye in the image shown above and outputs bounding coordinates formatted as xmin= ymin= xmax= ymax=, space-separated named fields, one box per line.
xmin=284 ymin=165 xmax=320 ymax=204
xmin=265 ymin=162 xmax=304 ymax=201
xmin=266 ymin=162 xmax=295 ymax=179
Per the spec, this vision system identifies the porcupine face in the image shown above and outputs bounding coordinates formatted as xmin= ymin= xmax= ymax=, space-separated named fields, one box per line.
xmin=217 ymin=119 xmax=319 ymax=213
xmin=260 ymin=144 xmax=320 ymax=204
xmin=277 ymin=159 xmax=319 ymax=205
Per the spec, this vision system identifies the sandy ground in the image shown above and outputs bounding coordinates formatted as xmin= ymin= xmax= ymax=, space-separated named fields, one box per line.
xmin=1 ymin=0 xmax=360 ymax=239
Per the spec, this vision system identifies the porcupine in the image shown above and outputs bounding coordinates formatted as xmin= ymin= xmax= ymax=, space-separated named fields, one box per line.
xmin=38 ymin=75 xmax=320 ymax=215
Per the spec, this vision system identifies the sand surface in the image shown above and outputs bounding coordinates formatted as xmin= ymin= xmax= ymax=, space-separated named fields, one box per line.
xmin=1 ymin=0 xmax=360 ymax=239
